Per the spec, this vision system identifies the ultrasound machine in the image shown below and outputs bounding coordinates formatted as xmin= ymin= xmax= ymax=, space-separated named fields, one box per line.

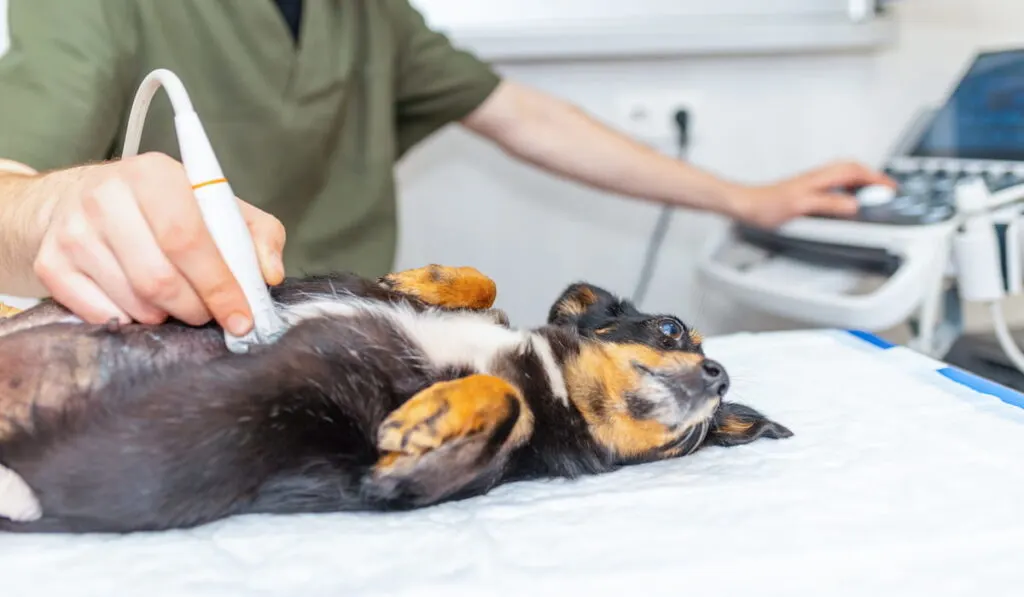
xmin=697 ymin=47 xmax=1024 ymax=386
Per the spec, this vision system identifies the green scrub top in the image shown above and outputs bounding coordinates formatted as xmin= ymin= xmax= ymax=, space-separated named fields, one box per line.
xmin=0 ymin=0 xmax=502 ymax=278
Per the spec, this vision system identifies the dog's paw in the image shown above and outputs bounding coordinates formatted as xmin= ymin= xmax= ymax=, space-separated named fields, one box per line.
xmin=378 ymin=265 xmax=497 ymax=310
xmin=0 ymin=464 xmax=41 ymax=522
xmin=377 ymin=375 xmax=520 ymax=458
xmin=369 ymin=375 xmax=535 ymax=505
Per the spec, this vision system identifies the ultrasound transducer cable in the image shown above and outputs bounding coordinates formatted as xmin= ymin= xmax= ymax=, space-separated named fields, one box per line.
xmin=631 ymin=108 xmax=691 ymax=306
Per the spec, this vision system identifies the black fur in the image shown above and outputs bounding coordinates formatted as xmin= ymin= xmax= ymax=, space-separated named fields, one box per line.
xmin=0 ymin=271 xmax=791 ymax=534
xmin=548 ymin=282 xmax=704 ymax=354
xmin=706 ymin=402 xmax=795 ymax=447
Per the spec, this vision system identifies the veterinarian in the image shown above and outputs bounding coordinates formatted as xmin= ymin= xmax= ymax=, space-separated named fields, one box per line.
xmin=0 ymin=0 xmax=895 ymax=337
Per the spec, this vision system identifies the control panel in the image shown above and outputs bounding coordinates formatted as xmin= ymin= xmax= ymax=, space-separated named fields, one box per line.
xmin=844 ymin=160 xmax=1024 ymax=226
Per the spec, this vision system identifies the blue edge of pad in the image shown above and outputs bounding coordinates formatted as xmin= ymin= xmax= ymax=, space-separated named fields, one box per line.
xmin=846 ymin=329 xmax=1024 ymax=411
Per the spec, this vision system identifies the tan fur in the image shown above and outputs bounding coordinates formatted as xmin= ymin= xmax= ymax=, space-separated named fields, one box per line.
xmin=554 ymin=286 xmax=598 ymax=318
xmin=717 ymin=417 xmax=754 ymax=435
xmin=0 ymin=334 xmax=102 ymax=440
xmin=0 ymin=303 xmax=22 ymax=319
xmin=375 ymin=374 xmax=534 ymax=469
xmin=379 ymin=265 xmax=497 ymax=310
xmin=564 ymin=342 xmax=704 ymax=458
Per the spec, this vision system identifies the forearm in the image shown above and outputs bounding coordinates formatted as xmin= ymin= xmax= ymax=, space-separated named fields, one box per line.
xmin=0 ymin=162 xmax=65 ymax=296
xmin=462 ymin=81 xmax=744 ymax=216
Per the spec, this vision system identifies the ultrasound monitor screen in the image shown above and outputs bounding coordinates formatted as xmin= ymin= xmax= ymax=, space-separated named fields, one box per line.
xmin=910 ymin=49 xmax=1024 ymax=161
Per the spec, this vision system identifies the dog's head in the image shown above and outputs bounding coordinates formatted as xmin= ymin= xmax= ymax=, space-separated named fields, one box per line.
xmin=546 ymin=282 xmax=792 ymax=464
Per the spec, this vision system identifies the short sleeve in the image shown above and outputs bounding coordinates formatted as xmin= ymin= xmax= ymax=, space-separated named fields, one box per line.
xmin=386 ymin=0 xmax=502 ymax=156
xmin=0 ymin=0 xmax=138 ymax=172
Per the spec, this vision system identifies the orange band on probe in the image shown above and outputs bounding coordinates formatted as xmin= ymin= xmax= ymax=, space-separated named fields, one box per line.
xmin=191 ymin=178 xmax=228 ymax=191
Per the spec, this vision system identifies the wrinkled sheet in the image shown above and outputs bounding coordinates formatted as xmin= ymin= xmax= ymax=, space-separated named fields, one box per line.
xmin=2 ymin=329 xmax=1023 ymax=597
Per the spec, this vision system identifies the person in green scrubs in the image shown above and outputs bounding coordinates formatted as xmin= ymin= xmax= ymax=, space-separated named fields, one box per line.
xmin=0 ymin=0 xmax=894 ymax=336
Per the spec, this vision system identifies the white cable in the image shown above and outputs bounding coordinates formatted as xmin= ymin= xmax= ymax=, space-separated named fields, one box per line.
xmin=985 ymin=181 xmax=1024 ymax=376
xmin=122 ymin=70 xmax=196 ymax=158
xmin=957 ymin=180 xmax=1024 ymax=217
xmin=988 ymin=300 xmax=1024 ymax=376
xmin=121 ymin=69 xmax=283 ymax=353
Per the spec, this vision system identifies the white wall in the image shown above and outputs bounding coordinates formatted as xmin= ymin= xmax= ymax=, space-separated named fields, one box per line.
xmin=392 ymin=0 xmax=1024 ymax=336
xmin=5 ymin=1 xmax=1023 ymax=340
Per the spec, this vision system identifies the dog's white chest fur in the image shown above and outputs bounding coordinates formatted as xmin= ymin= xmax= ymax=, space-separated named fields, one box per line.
xmin=280 ymin=297 xmax=569 ymax=402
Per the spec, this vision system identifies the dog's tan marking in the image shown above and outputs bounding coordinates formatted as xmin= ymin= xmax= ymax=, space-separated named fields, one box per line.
xmin=576 ymin=287 xmax=597 ymax=305
xmin=379 ymin=265 xmax=497 ymax=310
xmin=0 ymin=303 xmax=22 ymax=318
xmin=376 ymin=374 xmax=533 ymax=467
xmin=716 ymin=415 xmax=754 ymax=435
xmin=0 ymin=334 xmax=101 ymax=440
xmin=689 ymin=329 xmax=703 ymax=346
xmin=595 ymin=325 xmax=615 ymax=336
xmin=564 ymin=342 xmax=704 ymax=458
xmin=554 ymin=286 xmax=599 ymax=318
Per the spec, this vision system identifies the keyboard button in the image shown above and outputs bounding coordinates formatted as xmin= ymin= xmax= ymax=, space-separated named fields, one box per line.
xmin=856 ymin=184 xmax=897 ymax=206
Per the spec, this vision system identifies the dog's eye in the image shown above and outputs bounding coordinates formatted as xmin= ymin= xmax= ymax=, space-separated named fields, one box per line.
xmin=658 ymin=319 xmax=683 ymax=339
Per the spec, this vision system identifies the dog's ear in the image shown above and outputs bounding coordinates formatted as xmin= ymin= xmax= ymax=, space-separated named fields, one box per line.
xmin=547 ymin=282 xmax=621 ymax=326
xmin=705 ymin=402 xmax=793 ymax=447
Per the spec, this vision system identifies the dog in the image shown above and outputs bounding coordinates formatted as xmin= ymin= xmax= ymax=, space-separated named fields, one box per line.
xmin=0 ymin=265 xmax=791 ymax=533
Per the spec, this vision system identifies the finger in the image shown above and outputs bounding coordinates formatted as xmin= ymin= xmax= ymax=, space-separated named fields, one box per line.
xmin=42 ymin=208 xmax=164 ymax=323
xmin=810 ymin=161 xmax=896 ymax=189
xmin=805 ymin=191 xmax=860 ymax=218
xmin=85 ymin=177 xmax=211 ymax=326
xmin=237 ymin=199 xmax=286 ymax=286
xmin=123 ymin=153 xmax=254 ymax=336
xmin=67 ymin=228 xmax=169 ymax=325
xmin=34 ymin=245 xmax=131 ymax=325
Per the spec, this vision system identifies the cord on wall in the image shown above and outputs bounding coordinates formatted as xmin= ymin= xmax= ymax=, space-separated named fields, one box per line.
xmin=630 ymin=108 xmax=690 ymax=306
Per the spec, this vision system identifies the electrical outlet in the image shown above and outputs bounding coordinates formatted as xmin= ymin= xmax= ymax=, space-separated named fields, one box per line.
xmin=612 ymin=90 xmax=703 ymax=147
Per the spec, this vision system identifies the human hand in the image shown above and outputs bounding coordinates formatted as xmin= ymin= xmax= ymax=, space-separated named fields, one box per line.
xmin=29 ymin=152 xmax=286 ymax=334
xmin=725 ymin=161 xmax=897 ymax=228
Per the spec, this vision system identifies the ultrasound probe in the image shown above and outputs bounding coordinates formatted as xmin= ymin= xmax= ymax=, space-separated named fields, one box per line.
xmin=121 ymin=69 xmax=284 ymax=353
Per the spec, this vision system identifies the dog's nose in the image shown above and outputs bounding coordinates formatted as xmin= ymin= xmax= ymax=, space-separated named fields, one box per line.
xmin=701 ymin=359 xmax=730 ymax=397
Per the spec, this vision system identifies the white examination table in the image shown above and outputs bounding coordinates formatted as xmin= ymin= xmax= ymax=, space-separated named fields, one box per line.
xmin=1 ymin=329 xmax=1023 ymax=597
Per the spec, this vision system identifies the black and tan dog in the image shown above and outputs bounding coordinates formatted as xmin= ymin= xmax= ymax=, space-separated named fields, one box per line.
xmin=0 ymin=265 xmax=791 ymax=533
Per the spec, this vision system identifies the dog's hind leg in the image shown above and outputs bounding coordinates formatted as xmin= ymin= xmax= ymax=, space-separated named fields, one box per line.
xmin=365 ymin=374 xmax=534 ymax=508
xmin=0 ymin=303 xmax=44 ymax=521
xmin=0 ymin=299 xmax=79 ymax=339
xmin=0 ymin=464 xmax=40 ymax=522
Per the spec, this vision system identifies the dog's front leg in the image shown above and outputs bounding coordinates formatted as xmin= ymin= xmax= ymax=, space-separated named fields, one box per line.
xmin=378 ymin=265 xmax=498 ymax=311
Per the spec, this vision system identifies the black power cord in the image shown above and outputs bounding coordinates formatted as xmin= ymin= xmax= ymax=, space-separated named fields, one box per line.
xmin=630 ymin=108 xmax=691 ymax=306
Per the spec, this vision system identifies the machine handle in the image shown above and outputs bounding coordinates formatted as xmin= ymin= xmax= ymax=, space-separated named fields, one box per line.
xmin=696 ymin=225 xmax=950 ymax=331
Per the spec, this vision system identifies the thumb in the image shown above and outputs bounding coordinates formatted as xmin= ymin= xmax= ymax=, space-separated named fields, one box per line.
xmin=806 ymin=191 xmax=859 ymax=218
xmin=237 ymin=198 xmax=287 ymax=286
